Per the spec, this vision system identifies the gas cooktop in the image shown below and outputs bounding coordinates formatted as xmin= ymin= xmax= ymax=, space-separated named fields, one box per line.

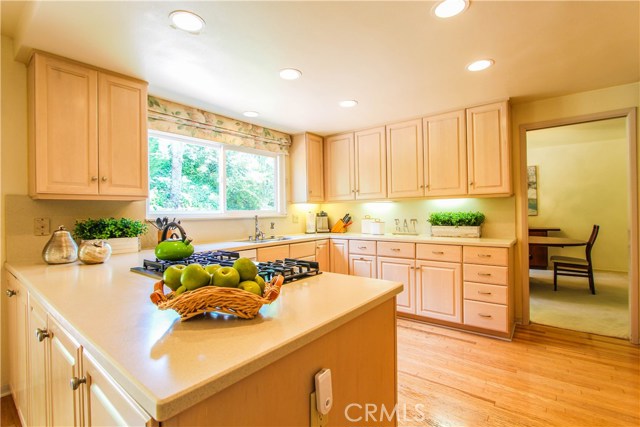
xmin=130 ymin=250 xmax=321 ymax=284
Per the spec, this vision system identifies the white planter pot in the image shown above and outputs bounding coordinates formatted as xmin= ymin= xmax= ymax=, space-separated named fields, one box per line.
xmin=430 ymin=225 xmax=481 ymax=238
xmin=105 ymin=237 xmax=140 ymax=254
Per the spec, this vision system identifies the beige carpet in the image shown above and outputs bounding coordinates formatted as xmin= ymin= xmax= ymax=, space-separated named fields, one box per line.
xmin=529 ymin=269 xmax=629 ymax=338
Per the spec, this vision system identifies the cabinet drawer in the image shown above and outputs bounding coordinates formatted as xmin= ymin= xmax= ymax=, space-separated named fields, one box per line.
xmin=416 ymin=244 xmax=461 ymax=262
xmin=463 ymin=300 xmax=508 ymax=332
xmin=349 ymin=240 xmax=376 ymax=255
xmin=463 ymin=282 xmax=507 ymax=305
xmin=463 ymin=246 xmax=508 ymax=266
xmin=257 ymin=245 xmax=290 ymax=262
xmin=290 ymin=241 xmax=317 ymax=259
xmin=464 ymin=264 xmax=508 ymax=286
xmin=377 ymin=241 xmax=415 ymax=258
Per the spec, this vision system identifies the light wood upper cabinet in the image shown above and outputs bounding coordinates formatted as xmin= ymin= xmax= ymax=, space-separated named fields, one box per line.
xmin=466 ymin=101 xmax=511 ymax=195
xmin=386 ymin=119 xmax=424 ymax=199
xmin=28 ymin=52 xmax=148 ymax=200
xmin=324 ymin=132 xmax=355 ymax=201
xmin=98 ymin=73 xmax=148 ymax=197
xmin=290 ymin=133 xmax=324 ymax=203
xmin=423 ymin=110 xmax=467 ymax=197
xmin=354 ymin=126 xmax=387 ymax=200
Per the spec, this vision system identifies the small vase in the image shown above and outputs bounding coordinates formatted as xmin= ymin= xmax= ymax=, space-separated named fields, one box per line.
xmin=78 ymin=240 xmax=112 ymax=264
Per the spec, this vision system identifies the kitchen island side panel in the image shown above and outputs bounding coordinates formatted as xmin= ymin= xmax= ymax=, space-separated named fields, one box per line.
xmin=163 ymin=298 xmax=397 ymax=427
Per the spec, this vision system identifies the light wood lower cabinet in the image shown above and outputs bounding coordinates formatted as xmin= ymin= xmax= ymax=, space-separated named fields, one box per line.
xmin=415 ymin=260 xmax=462 ymax=323
xmin=349 ymin=254 xmax=377 ymax=278
xmin=315 ymin=239 xmax=330 ymax=271
xmin=329 ymin=239 xmax=349 ymax=274
xmin=256 ymin=244 xmax=290 ymax=262
xmin=7 ymin=272 xmax=152 ymax=427
xmin=377 ymin=256 xmax=416 ymax=314
xmin=6 ymin=272 xmax=29 ymax=427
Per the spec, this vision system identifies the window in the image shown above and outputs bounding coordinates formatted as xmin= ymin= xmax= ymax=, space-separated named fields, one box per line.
xmin=148 ymin=130 xmax=285 ymax=217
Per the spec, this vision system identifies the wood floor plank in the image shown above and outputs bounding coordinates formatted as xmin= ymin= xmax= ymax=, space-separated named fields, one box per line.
xmin=397 ymin=319 xmax=640 ymax=427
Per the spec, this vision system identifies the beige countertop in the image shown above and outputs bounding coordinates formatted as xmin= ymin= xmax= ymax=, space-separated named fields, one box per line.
xmin=191 ymin=232 xmax=516 ymax=252
xmin=6 ymin=251 xmax=402 ymax=421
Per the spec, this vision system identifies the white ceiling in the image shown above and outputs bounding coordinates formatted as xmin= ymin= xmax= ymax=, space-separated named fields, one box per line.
xmin=2 ymin=1 xmax=639 ymax=136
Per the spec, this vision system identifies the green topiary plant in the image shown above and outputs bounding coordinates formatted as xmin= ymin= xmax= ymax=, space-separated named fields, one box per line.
xmin=428 ymin=211 xmax=485 ymax=227
xmin=73 ymin=217 xmax=148 ymax=240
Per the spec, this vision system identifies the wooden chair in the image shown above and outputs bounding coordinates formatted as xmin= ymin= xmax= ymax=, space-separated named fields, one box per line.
xmin=550 ymin=225 xmax=600 ymax=294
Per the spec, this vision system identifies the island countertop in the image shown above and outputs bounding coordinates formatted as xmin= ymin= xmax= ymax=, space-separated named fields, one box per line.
xmin=6 ymin=251 xmax=402 ymax=421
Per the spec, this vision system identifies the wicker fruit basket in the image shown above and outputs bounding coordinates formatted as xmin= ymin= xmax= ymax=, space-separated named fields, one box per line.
xmin=150 ymin=275 xmax=284 ymax=321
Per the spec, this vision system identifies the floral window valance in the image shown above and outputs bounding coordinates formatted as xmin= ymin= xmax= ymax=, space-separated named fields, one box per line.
xmin=147 ymin=96 xmax=292 ymax=154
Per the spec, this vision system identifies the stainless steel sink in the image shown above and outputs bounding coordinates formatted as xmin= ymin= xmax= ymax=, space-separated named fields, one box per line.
xmin=234 ymin=236 xmax=292 ymax=243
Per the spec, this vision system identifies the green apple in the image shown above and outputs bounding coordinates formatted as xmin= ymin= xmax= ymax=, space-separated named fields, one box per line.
xmin=180 ymin=264 xmax=211 ymax=291
xmin=175 ymin=285 xmax=187 ymax=295
xmin=233 ymin=258 xmax=258 ymax=281
xmin=163 ymin=264 xmax=186 ymax=291
xmin=238 ymin=280 xmax=262 ymax=296
xmin=205 ymin=264 xmax=222 ymax=275
xmin=254 ymin=275 xmax=266 ymax=293
xmin=213 ymin=266 xmax=240 ymax=288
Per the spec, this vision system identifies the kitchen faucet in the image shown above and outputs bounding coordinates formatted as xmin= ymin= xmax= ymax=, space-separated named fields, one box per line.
xmin=254 ymin=215 xmax=265 ymax=241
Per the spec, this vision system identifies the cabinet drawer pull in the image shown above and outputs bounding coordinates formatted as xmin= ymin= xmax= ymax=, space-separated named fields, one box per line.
xmin=391 ymin=248 xmax=400 ymax=251
xmin=478 ymin=272 xmax=492 ymax=277
xmin=478 ymin=313 xmax=492 ymax=318
xmin=70 ymin=376 xmax=87 ymax=390
xmin=6 ymin=289 xmax=17 ymax=297
xmin=432 ymin=251 xmax=444 ymax=255
xmin=35 ymin=328 xmax=50 ymax=342
xmin=478 ymin=254 xmax=491 ymax=258
xmin=357 ymin=246 xmax=367 ymax=249
xmin=478 ymin=291 xmax=492 ymax=295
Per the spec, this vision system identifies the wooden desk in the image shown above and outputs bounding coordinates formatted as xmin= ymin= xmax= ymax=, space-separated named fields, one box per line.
xmin=528 ymin=227 xmax=561 ymax=269
xmin=528 ymin=236 xmax=587 ymax=247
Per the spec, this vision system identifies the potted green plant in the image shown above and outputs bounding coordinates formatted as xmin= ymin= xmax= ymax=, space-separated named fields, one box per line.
xmin=73 ymin=217 xmax=148 ymax=254
xmin=428 ymin=211 xmax=485 ymax=238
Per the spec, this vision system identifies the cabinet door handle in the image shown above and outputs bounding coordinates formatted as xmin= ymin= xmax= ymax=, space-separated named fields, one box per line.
xmin=70 ymin=376 xmax=87 ymax=390
xmin=432 ymin=251 xmax=444 ymax=255
xmin=101 ymin=176 xmax=108 ymax=182
xmin=35 ymin=328 xmax=50 ymax=342
xmin=478 ymin=254 xmax=491 ymax=258
xmin=91 ymin=176 xmax=98 ymax=182
xmin=469 ymin=182 xmax=474 ymax=186
xmin=478 ymin=313 xmax=492 ymax=318
xmin=478 ymin=272 xmax=492 ymax=277
xmin=478 ymin=291 xmax=492 ymax=295
xmin=6 ymin=289 xmax=16 ymax=297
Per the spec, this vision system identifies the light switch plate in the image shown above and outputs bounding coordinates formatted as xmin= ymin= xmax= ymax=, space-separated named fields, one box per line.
xmin=34 ymin=218 xmax=50 ymax=236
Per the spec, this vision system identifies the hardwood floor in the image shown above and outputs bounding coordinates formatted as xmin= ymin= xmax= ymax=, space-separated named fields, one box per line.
xmin=0 ymin=395 xmax=21 ymax=427
xmin=397 ymin=319 xmax=640 ymax=427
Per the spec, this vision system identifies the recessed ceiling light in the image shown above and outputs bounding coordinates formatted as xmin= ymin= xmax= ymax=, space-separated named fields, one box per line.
xmin=433 ymin=0 xmax=469 ymax=18
xmin=243 ymin=111 xmax=259 ymax=118
xmin=279 ymin=68 xmax=302 ymax=80
xmin=169 ymin=10 xmax=205 ymax=34
xmin=467 ymin=59 xmax=494 ymax=72
xmin=339 ymin=100 xmax=358 ymax=108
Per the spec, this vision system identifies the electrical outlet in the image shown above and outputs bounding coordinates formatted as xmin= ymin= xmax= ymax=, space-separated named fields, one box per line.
xmin=34 ymin=218 xmax=50 ymax=236
xmin=292 ymin=214 xmax=299 ymax=223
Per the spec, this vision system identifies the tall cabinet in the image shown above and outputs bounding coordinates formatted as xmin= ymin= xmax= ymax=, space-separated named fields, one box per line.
xmin=386 ymin=119 xmax=424 ymax=199
xmin=28 ymin=52 xmax=148 ymax=200
xmin=290 ymin=133 xmax=324 ymax=203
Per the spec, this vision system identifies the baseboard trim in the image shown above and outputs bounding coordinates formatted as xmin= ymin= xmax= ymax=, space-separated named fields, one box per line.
xmin=1 ymin=383 xmax=11 ymax=397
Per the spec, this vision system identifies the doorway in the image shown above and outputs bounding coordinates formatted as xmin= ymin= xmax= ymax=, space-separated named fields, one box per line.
xmin=526 ymin=118 xmax=629 ymax=338
xmin=518 ymin=108 xmax=638 ymax=344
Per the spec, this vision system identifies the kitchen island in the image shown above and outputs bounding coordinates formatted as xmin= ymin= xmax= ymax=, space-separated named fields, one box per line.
xmin=5 ymin=251 xmax=402 ymax=425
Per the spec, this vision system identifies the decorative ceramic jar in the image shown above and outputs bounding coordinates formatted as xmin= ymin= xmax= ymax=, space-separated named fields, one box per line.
xmin=78 ymin=240 xmax=112 ymax=264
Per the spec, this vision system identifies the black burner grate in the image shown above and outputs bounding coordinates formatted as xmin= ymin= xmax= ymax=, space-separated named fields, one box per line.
xmin=131 ymin=251 xmax=321 ymax=283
